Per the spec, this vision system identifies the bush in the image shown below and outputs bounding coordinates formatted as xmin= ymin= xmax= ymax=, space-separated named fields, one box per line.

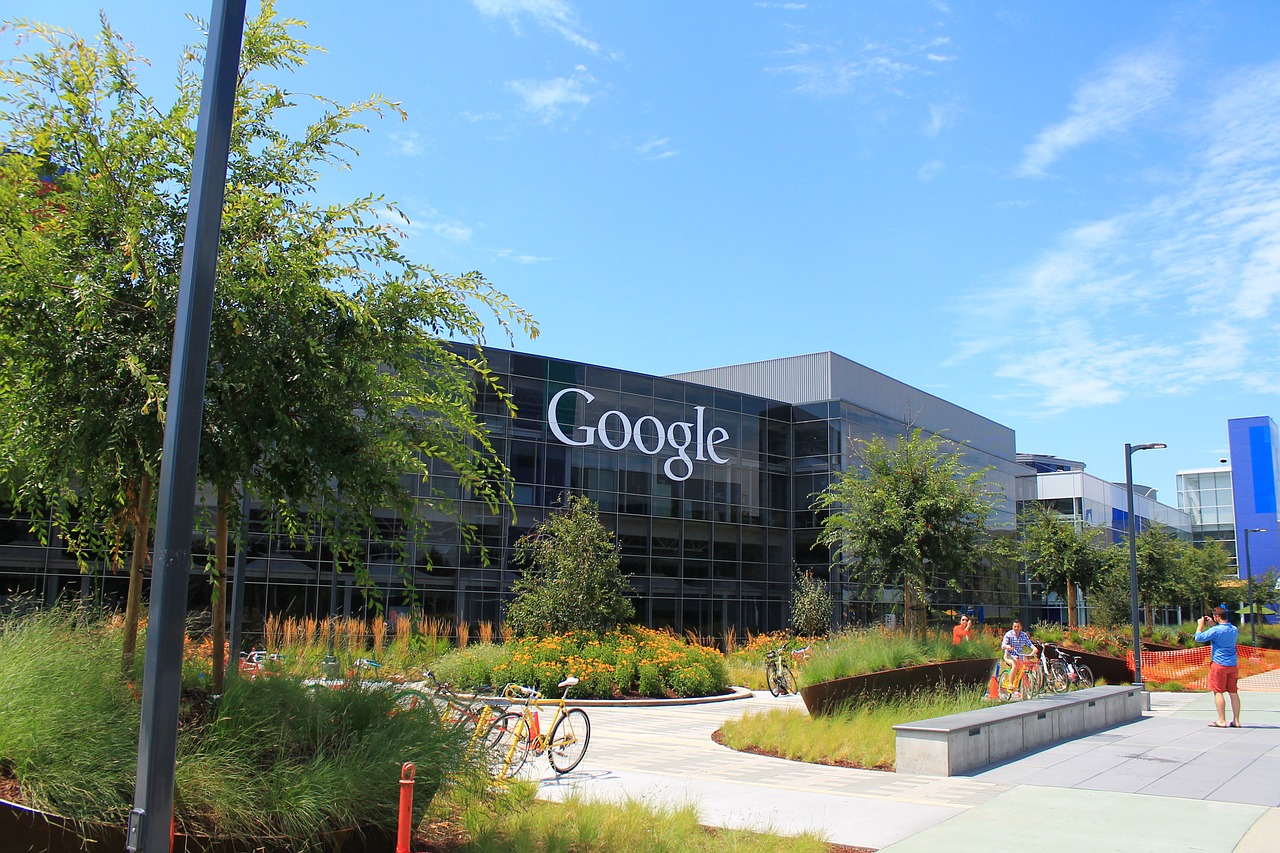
xmin=791 ymin=570 xmax=833 ymax=637
xmin=448 ymin=627 xmax=730 ymax=698
xmin=505 ymin=494 xmax=635 ymax=637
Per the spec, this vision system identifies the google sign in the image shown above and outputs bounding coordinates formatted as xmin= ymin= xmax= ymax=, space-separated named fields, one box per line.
xmin=547 ymin=387 xmax=731 ymax=482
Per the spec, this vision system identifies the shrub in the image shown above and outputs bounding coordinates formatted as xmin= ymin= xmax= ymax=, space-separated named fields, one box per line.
xmin=474 ymin=627 xmax=728 ymax=698
xmin=504 ymin=494 xmax=635 ymax=637
xmin=790 ymin=570 xmax=832 ymax=637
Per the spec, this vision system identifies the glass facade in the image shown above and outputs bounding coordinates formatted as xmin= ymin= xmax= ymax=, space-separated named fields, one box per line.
xmin=1 ymin=346 xmax=1025 ymax=634
xmin=1176 ymin=468 xmax=1236 ymax=565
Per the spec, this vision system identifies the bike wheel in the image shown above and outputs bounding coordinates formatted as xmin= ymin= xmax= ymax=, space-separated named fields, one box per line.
xmin=779 ymin=664 xmax=797 ymax=696
xmin=1019 ymin=671 xmax=1038 ymax=700
xmin=1046 ymin=661 xmax=1069 ymax=694
xmin=482 ymin=712 xmax=530 ymax=779
xmin=1076 ymin=664 xmax=1094 ymax=689
xmin=766 ymin=663 xmax=783 ymax=696
xmin=548 ymin=708 xmax=591 ymax=774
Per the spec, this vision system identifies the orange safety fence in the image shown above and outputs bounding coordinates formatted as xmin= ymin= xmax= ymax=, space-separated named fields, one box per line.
xmin=1131 ymin=645 xmax=1280 ymax=691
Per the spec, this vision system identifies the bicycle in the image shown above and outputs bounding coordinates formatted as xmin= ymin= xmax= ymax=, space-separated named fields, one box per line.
xmin=1037 ymin=642 xmax=1069 ymax=694
xmin=1047 ymin=647 xmax=1094 ymax=689
xmin=763 ymin=643 xmax=810 ymax=696
xmin=997 ymin=649 xmax=1039 ymax=701
xmin=484 ymin=676 xmax=591 ymax=778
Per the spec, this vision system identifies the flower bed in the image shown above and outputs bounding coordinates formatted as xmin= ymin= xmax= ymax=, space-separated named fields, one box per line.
xmin=431 ymin=627 xmax=729 ymax=699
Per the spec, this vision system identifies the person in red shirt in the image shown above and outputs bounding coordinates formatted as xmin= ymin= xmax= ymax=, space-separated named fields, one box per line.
xmin=952 ymin=614 xmax=973 ymax=645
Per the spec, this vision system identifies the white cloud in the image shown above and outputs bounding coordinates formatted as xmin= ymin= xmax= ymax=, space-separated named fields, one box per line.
xmin=636 ymin=137 xmax=677 ymax=160
xmin=958 ymin=60 xmax=1280 ymax=416
xmin=510 ymin=66 xmax=597 ymax=122
xmin=1017 ymin=46 xmax=1181 ymax=177
xmin=389 ymin=131 xmax=423 ymax=156
xmin=497 ymin=248 xmax=551 ymax=264
xmin=472 ymin=0 xmax=600 ymax=53
xmin=925 ymin=102 xmax=958 ymax=137
xmin=918 ymin=160 xmax=944 ymax=181
xmin=374 ymin=205 xmax=473 ymax=243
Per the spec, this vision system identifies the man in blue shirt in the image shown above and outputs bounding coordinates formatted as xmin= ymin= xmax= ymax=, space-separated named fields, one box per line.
xmin=1194 ymin=605 xmax=1240 ymax=728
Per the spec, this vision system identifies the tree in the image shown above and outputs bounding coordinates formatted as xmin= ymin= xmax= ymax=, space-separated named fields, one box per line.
xmin=1180 ymin=540 xmax=1231 ymax=617
xmin=1014 ymin=504 xmax=1105 ymax=628
xmin=812 ymin=427 xmax=1001 ymax=637
xmin=1134 ymin=524 xmax=1188 ymax=627
xmin=790 ymin=568 xmax=833 ymax=637
xmin=505 ymin=494 xmax=635 ymax=637
xmin=0 ymin=5 xmax=535 ymax=684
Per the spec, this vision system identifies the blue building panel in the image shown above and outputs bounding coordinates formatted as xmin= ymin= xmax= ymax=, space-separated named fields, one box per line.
xmin=1228 ymin=417 xmax=1280 ymax=580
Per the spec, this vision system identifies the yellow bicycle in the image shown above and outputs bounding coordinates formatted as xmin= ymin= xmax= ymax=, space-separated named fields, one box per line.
xmin=484 ymin=676 xmax=591 ymax=778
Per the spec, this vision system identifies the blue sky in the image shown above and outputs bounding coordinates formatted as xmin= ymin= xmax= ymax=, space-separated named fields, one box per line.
xmin=6 ymin=1 xmax=1280 ymax=501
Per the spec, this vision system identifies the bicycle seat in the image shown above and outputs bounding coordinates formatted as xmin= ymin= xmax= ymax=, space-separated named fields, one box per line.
xmin=559 ymin=676 xmax=579 ymax=688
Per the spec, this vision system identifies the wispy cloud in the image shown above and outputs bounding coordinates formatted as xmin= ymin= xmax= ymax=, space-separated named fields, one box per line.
xmin=374 ymin=206 xmax=474 ymax=244
xmin=755 ymin=2 xmax=807 ymax=9
xmin=925 ymin=101 xmax=958 ymax=137
xmin=769 ymin=49 xmax=917 ymax=97
xmin=918 ymin=160 xmax=944 ymax=181
xmin=636 ymin=137 xmax=677 ymax=160
xmin=510 ymin=65 xmax=597 ymax=123
xmin=957 ymin=60 xmax=1280 ymax=414
xmin=472 ymin=0 xmax=601 ymax=53
xmin=389 ymin=131 xmax=423 ymax=156
xmin=1017 ymin=46 xmax=1180 ymax=177
xmin=497 ymin=248 xmax=552 ymax=264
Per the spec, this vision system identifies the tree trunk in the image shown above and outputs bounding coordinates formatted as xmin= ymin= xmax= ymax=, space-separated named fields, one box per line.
xmin=1065 ymin=578 xmax=1078 ymax=629
xmin=121 ymin=472 xmax=154 ymax=677
xmin=211 ymin=488 xmax=230 ymax=693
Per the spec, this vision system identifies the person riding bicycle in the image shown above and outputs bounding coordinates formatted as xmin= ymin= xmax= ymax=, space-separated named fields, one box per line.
xmin=999 ymin=618 xmax=1034 ymax=685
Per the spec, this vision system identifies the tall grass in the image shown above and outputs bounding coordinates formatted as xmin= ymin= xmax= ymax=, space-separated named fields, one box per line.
xmin=798 ymin=628 xmax=998 ymax=687
xmin=0 ymin=606 xmax=474 ymax=848
xmin=719 ymin=686 xmax=989 ymax=771
xmin=432 ymin=783 xmax=829 ymax=853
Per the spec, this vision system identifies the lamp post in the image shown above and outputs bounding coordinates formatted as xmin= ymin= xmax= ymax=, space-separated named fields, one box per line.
xmin=1243 ymin=527 xmax=1266 ymax=648
xmin=1125 ymin=442 xmax=1166 ymax=685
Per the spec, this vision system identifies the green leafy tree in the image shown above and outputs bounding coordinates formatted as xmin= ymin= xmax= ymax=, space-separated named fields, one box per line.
xmin=1013 ymin=503 xmax=1105 ymax=628
xmin=812 ymin=427 xmax=1001 ymax=637
xmin=790 ymin=568 xmax=833 ymax=637
xmin=0 ymin=6 xmax=535 ymax=684
xmin=1180 ymin=540 xmax=1231 ymax=617
xmin=505 ymin=494 xmax=635 ymax=638
xmin=1134 ymin=524 xmax=1188 ymax=627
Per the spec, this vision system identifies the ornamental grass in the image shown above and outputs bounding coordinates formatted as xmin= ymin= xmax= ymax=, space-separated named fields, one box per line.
xmin=0 ymin=606 xmax=472 ymax=849
xmin=719 ymin=686 xmax=989 ymax=771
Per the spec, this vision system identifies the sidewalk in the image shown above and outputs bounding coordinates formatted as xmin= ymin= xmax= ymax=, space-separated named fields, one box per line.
xmin=530 ymin=690 xmax=1280 ymax=852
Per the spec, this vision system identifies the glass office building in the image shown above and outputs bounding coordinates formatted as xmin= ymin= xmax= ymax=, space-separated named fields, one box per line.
xmin=0 ymin=347 xmax=1022 ymax=633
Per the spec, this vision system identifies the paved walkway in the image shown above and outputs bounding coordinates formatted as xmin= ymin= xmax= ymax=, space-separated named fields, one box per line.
xmin=527 ymin=690 xmax=1280 ymax=851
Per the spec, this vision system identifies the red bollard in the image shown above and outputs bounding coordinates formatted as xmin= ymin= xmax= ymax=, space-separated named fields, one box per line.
xmin=396 ymin=762 xmax=416 ymax=853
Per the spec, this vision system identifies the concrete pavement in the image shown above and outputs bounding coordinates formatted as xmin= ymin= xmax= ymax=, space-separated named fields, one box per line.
xmin=525 ymin=689 xmax=1280 ymax=851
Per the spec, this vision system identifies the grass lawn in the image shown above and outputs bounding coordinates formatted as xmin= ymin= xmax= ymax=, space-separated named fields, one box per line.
xmin=717 ymin=687 xmax=990 ymax=771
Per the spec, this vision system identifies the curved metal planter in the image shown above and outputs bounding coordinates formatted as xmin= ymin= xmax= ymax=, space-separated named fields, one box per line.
xmin=799 ymin=658 xmax=997 ymax=717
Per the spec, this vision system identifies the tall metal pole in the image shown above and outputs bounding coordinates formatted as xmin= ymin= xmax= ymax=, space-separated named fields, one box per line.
xmin=227 ymin=488 xmax=251 ymax=671
xmin=1124 ymin=442 xmax=1166 ymax=687
xmin=126 ymin=2 xmax=246 ymax=850
xmin=1244 ymin=528 xmax=1266 ymax=648
xmin=1125 ymin=444 xmax=1142 ymax=685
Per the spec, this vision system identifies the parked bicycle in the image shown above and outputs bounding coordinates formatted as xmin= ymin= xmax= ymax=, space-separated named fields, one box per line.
xmin=764 ymin=642 xmax=810 ymax=697
xmin=484 ymin=676 xmax=591 ymax=778
xmin=1045 ymin=646 xmax=1094 ymax=690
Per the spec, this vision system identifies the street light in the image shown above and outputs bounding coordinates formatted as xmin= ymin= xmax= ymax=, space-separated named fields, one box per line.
xmin=1125 ymin=442 xmax=1167 ymax=686
xmin=1243 ymin=527 xmax=1267 ymax=648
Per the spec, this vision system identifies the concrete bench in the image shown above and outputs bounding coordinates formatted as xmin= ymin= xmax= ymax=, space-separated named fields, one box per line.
xmin=893 ymin=685 xmax=1146 ymax=776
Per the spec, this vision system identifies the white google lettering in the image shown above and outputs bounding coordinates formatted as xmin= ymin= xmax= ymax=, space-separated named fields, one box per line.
xmin=547 ymin=387 xmax=732 ymax=482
